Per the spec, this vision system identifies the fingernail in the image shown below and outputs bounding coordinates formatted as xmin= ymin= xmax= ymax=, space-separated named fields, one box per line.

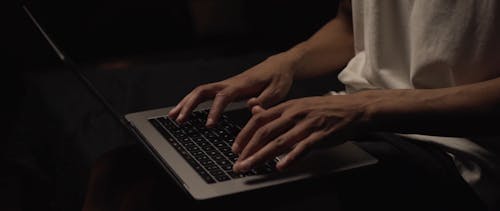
xmin=251 ymin=106 xmax=260 ymax=114
xmin=232 ymin=143 xmax=239 ymax=153
xmin=277 ymin=155 xmax=291 ymax=170
xmin=238 ymin=159 xmax=251 ymax=172
xmin=247 ymin=97 xmax=257 ymax=105
xmin=176 ymin=114 xmax=184 ymax=123
xmin=233 ymin=163 xmax=241 ymax=172
xmin=277 ymin=157 xmax=287 ymax=168
xmin=206 ymin=118 xmax=214 ymax=127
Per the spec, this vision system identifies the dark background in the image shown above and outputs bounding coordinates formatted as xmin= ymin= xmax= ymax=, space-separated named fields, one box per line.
xmin=3 ymin=0 xmax=340 ymax=210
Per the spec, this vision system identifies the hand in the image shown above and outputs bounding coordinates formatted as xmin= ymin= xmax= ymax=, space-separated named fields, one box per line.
xmin=232 ymin=94 xmax=372 ymax=173
xmin=168 ymin=52 xmax=298 ymax=127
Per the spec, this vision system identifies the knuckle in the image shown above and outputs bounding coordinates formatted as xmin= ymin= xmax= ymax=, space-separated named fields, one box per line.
xmin=252 ymin=113 xmax=265 ymax=124
xmin=281 ymin=115 xmax=293 ymax=123
xmin=274 ymin=137 xmax=288 ymax=148
xmin=311 ymin=115 xmax=327 ymax=128
xmin=219 ymin=87 xmax=239 ymax=99
xmin=284 ymin=110 xmax=302 ymax=122
xmin=193 ymin=85 xmax=206 ymax=94
xmin=302 ymin=140 xmax=314 ymax=149
xmin=216 ymin=89 xmax=232 ymax=98
xmin=268 ymin=87 xmax=279 ymax=97
xmin=282 ymin=100 xmax=293 ymax=107
xmin=256 ymin=127 xmax=270 ymax=139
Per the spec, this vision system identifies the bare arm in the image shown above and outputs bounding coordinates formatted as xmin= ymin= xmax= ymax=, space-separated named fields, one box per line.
xmin=285 ymin=1 xmax=354 ymax=79
xmin=169 ymin=2 xmax=354 ymax=125
xmin=233 ymin=76 xmax=500 ymax=172
xmin=363 ymin=76 xmax=500 ymax=136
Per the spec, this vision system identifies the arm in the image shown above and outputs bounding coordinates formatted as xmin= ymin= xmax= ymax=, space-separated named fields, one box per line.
xmin=169 ymin=1 xmax=354 ymax=125
xmin=232 ymin=76 xmax=500 ymax=172
xmin=363 ymin=76 xmax=500 ymax=136
xmin=286 ymin=1 xmax=354 ymax=79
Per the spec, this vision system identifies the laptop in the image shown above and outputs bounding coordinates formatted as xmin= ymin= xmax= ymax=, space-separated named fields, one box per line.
xmin=23 ymin=3 xmax=378 ymax=200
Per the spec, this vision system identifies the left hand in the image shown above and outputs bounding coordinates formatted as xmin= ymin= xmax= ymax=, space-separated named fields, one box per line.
xmin=232 ymin=94 xmax=372 ymax=173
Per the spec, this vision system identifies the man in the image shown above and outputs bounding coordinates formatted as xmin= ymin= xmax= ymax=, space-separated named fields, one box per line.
xmin=168 ymin=0 xmax=500 ymax=210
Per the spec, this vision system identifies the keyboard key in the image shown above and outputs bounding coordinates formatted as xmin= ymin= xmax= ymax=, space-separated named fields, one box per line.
xmin=216 ymin=160 xmax=231 ymax=167
xmin=191 ymin=150 xmax=205 ymax=157
xmin=198 ymin=170 xmax=216 ymax=184
xmin=202 ymin=145 xmax=215 ymax=152
xmin=209 ymin=169 xmax=227 ymax=177
xmin=185 ymin=145 xmax=200 ymax=152
xmin=197 ymin=141 xmax=210 ymax=147
xmin=212 ymin=154 xmax=225 ymax=161
xmin=254 ymin=165 xmax=275 ymax=174
xmin=218 ymin=145 xmax=232 ymax=153
xmin=205 ymin=164 xmax=220 ymax=171
xmin=215 ymin=175 xmax=231 ymax=182
xmin=227 ymin=171 xmax=243 ymax=179
xmin=221 ymin=164 xmax=233 ymax=171
xmin=180 ymin=139 xmax=194 ymax=146
xmin=195 ymin=154 xmax=209 ymax=161
xmin=213 ymin=142 xmax=227 ymax=149
xmin=206 ymin=150 xmax=219 ymax=157
xmin=199 ymin=159 xmax=215 ymax=166
xmin=149 ymin=111 xmax=278 ymax=184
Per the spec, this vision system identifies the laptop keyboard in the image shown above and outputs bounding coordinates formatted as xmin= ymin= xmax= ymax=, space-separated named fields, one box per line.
xmin=149 ymin=110 xmax=277 ymax=184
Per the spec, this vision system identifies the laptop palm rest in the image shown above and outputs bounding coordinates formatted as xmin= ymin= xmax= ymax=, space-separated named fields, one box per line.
xmin=244 ymin=141 xmax=377 ymax=184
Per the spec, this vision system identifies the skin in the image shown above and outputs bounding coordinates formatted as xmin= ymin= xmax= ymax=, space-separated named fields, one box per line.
xmin=168 ymin=2 xmax=500 ymax=173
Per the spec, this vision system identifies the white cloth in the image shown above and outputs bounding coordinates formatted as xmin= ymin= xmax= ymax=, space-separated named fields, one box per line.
xmin=338 ymin=0 xmax=500 ymax=208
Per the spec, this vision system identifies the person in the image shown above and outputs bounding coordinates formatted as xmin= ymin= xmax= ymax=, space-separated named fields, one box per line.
xmin=167 ymin=0 xmax=500 ymax=210
xmin=84 ymin=1 xmax=499 ymax=210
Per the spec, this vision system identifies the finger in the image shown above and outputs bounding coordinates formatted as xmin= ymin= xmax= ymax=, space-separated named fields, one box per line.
xmin=276 ymin=132 xmax=324 ymax=171
xmin=276 ymin=117 xmax=354 ymax=170
xmin=247 ymin=97 xmax=259 ymax=108
xmin=255 ymin=84 xmax=280 ymax=108
xmin=168 ymin=103 xmax=182 ymax=119
xmin=206 ymin=90 xmax=235 ymax=127
xmin=237 ymin=116 xmax=294 ymax=161
xmin=251 ymin=105 xmax=265 ymax=114
xmin=233 ymin=119 xmax=314 ymax=173
xmin=232 ymin=110 xmax=280 ymax=154
xmin=177 ymin=85 xmax=219 ymax=123
xmin=168 ymin=92 xmax=192 ymax=119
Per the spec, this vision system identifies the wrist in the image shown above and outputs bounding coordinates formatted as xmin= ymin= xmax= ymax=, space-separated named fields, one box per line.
xmin=282 ymin=42 xmax=309 ymax=79
xmin=355 ymin=89 xmax=413 ymax=132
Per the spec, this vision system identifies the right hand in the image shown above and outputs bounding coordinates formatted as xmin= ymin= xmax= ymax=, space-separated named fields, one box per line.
xmin=168 ymin=52 xmax=298 ymax=127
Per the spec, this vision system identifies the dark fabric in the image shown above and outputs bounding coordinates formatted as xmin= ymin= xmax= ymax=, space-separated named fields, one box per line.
xmin=341 ymin=133 xmax=486 ymax=211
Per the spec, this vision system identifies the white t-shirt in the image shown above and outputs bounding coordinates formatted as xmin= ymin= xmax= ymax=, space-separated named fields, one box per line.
xmin=338 ymin=0 xmax=500 ymax=208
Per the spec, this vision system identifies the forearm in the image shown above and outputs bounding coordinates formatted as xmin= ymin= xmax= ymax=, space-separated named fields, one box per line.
xmin=282 ymin=5 xmax=354 ymax=80
xmin=361 ymin=77 xmax=500 ymax=136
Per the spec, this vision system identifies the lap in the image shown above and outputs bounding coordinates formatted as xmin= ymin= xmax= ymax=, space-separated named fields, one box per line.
xmin=83 ymin=133 xmax=486 ymax=211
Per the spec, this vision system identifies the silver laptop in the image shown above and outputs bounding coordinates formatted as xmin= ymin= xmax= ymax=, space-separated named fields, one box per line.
xmin=24 ymin=3 xmax=378 ymax=200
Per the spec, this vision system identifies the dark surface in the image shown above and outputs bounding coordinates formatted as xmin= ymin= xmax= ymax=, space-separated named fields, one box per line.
xmin=81 ymin=133 xmax=485 ymax=211
xmin=3 ymin=1 xmax=487 ymax=210
xmin=4 ymin=51 xmax=341 ymax=210
xmin=4 ymin=53 xmax=485 ymax=210
xmin=5 ymin=1 xmax=338 ymax=209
